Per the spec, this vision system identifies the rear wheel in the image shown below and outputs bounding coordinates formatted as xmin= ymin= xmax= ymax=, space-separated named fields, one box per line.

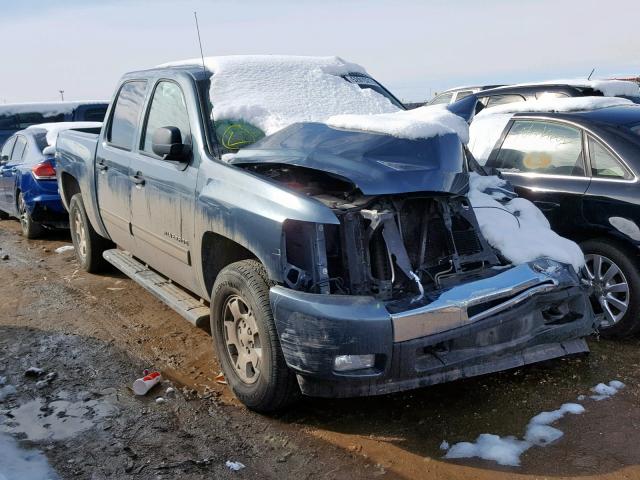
xmin=211 ymin=259 xmax=299 ymax=412
xmin=581 ymin=239 xmax=640 ymax=338
xmin=69 ymin=193 xmax=112 ymax=273
xmin=18 ymin=192 xmax=43 ymax=239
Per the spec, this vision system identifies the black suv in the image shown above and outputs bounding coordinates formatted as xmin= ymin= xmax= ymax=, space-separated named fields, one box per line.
xmin=470 ymin=104 xmax=640 ymax=337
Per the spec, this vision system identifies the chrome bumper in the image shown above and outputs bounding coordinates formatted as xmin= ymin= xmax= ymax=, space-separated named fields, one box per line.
xmin=392 ymin=259 xmax=577 ymax=342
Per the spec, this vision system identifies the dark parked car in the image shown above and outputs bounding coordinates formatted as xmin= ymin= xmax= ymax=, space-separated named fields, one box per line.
xmin=426 ymin=85 xmax=505 ymax=106
xmin=470 ymin=103 xmax=640 ymax=337
xmin=0 ymin=101 xmax=108 ymax=147
xmin=449 ymin=81 xmax=640 ymax=122
xmin=0 ymin=122 xmax=101 ymax=237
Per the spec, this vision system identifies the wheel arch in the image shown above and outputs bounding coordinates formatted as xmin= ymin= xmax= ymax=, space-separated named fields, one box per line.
xmin=59 ymin=172 xmax=81 ymax=211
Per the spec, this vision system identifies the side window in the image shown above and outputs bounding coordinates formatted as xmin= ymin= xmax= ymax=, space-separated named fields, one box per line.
xmin=141 ymin=81 xmax=191 ymax=155
xmin=429 ymin=92 xmax=454 ymax=105
xmin=536 ymin=91 xmax=570 ymax=100
xmin=485 ymin=94 xmax=526 ymax=107
xmin=588 ymin=136 xmax=632 ymax=180
xmin=492 ymin=120 xmax=585 ymax=176
xmin=1 ymin=137 xmax=16 ymax=161
xmin=10 ymin=136 xmax=28 ymax=162
xmin=107 ymin=81 xmax=147 ymax=150
xmin=455 ymin=90 xmax=474 ymax=101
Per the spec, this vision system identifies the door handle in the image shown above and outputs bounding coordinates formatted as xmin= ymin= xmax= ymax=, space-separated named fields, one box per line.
xmin=130 ymin=174 xmax=145 ymax=186
xmin=97 ymin=162 xmax=108 ymax=172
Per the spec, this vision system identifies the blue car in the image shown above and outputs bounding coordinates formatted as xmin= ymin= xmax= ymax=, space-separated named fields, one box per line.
xmin=0 ymin=122 xmax=100 ymax=238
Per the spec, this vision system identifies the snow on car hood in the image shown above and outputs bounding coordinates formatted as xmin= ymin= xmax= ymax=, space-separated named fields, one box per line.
xmin=229 ymin=122 xmax=468 ymax=196
xmin=160 ymin=55 xmax=400 ymax=135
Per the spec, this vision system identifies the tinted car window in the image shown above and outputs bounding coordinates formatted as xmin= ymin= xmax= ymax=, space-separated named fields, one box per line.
xmin=79 ymin=106 xmax=108 ymax=122
xmin=1 ymin=137 xmax=16 ymax=160
xmin=493 ymin=120 xmax=585 ymax=175
xmin=142 ymin=81 xmax=191 ymax=155
xmin=588 ymin=136 xmax=632 ymax=179
xmin=343 ymin=73 xmax=405 ymax=110
xmin=11 ymin=136 xmax=27 ymax=161
xmin=107 ymin=81 xmax=147 ymax=150
xmin=17 ymin=112 xmax=65 ymax=129
xmin=455 ymin=90 xmax=474 ymax=101
xmin=535 ymin=91 xmax=570 ymax=100
xmin=429 ymin=92 xmax=454 ymax=105
xmin=0 ymin=114 xmax=18 ymax=130
xmin=33 ymin=132 xmax=49 ymax=151
xmin=485 ymin=94 xmax=526 ymax=107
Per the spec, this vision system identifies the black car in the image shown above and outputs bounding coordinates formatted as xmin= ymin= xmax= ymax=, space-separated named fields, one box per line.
xmin=470 ymin=103 xmax=640 ymax=337
xmin=0 ymin=101 xmax=108 ymax=147
xmin=449 ymin=83 xmax=640 ymax=122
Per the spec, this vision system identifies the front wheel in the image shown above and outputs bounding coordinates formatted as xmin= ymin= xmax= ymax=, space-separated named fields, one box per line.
xmin=69 ymin=193 xmax=112 ymax=273
xmin=211 ymin=260 xmax=299 ymax=412
xmin=18 ymin=192 xmax=43 ymax=239
xmin=582 ymin=238 xmax=640 ymax=338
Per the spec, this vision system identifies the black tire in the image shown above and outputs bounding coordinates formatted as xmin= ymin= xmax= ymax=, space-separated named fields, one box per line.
xmin=18 ymin=192 xmax=43 ymax=239
xmin=581 ymin=238 xmax=640 ymax=338
xmin=0 ymin=210 xmax=9 ymax=220
xmin=211 ymin=259 xmax=299 ymax=412
xmin=69 ymin=193 xmax=112 ymax=273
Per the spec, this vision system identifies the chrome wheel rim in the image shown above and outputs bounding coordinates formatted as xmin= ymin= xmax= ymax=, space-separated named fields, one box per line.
xmin=73 ymin=209 xmax=87 ymax=261
xmin=18 ymin=195 xmax=29 ymax=233
xmin=584 ymin=254 xmax=630 ymax=328
xmin=222 ymin=294 xmax=262 ymax=384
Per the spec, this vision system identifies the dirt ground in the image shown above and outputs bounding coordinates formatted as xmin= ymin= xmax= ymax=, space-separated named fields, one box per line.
xmin=1 ymin=218 xmax=639 ymax=480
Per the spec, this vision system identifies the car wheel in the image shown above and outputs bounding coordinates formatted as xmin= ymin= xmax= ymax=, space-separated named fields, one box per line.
xmin=211 ymin=259 xmax=299 ymax=412
xmin=69 ymin=193 xmax=112 ymax=273
xmin=581 ymin=238 xmax=640 ymax=338
xmin=18 ymin=192 xmax=43 ymax=239
xmin=0 ymin=210 xmax=9 ymax=220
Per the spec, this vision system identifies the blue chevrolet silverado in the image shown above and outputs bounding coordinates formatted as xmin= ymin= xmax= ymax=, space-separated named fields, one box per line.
xmin=55 ymin=56 xmax=595 ymax=411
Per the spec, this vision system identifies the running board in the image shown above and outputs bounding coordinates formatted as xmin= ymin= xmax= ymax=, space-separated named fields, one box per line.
xmin=103 ymin=249 xmax=210 ymax=329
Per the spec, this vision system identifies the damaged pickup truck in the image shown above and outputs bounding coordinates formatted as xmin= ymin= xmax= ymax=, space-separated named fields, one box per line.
xmin=55 ymin=56 xmax=596 ymax=411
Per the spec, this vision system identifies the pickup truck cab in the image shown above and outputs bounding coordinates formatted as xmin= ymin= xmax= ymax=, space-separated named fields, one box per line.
xmin=56 ymin=56 xmax=595 ymax=411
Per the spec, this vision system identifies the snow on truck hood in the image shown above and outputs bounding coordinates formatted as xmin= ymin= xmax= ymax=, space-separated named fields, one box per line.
xmin=160 ymin=55 xmax=399 ymax=135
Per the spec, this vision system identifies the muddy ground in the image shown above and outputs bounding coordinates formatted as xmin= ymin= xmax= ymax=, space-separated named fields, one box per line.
xmin=1 ymin=219 xmax=639 ymax=480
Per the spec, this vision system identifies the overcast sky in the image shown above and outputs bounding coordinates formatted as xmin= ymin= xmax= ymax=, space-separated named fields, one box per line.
xmin=1 ymin=0 xmax=638 ymax=103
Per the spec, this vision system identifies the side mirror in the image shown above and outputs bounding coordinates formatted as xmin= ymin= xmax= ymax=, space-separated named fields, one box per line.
xmin=152 ymin=127 xmax=190 ymax=161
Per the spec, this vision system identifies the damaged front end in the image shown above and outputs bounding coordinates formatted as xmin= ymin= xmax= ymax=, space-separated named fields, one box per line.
xmin=231 ymin=123 xmax=596 ymax=398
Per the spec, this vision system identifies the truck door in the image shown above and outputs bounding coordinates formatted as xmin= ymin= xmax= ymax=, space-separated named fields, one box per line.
xmin=128 ymin=80 xmax=198 ymax=291
xmin=486 ymin=119 xmax=590 ymax=236
xmin=97 ymin=80 xmax=148 ymax=251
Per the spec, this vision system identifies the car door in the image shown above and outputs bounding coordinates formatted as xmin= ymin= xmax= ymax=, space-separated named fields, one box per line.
xmin=3 ymin=135 xmax=28 ymax=212
xmin=0 ymin=136 xmax=17 ymax=212
xmin=486 ymin=118 xmax=590 ymax=235
xmin=128 ymin=79 xmax=198 ymax=291
xmin=97 ymin=80 xmax=148 ymax=252
xmin=582 ymin=134 xmax=638 ymax=234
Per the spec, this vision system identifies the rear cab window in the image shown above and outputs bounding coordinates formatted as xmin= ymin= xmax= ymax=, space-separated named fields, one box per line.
xmin=490 ymin=120 xmax=585 ymax=176
xmin=484 ymin=94 xmax=526 ymax=108
xmin=106 ymin=81 xmax=148 ymax=150
xmin=428 ymin=92 xmax=454 ymax=105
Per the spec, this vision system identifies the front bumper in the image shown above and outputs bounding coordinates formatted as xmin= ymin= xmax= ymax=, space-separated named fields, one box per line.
xmin=270 ymin=260 xmax=596 ymax=398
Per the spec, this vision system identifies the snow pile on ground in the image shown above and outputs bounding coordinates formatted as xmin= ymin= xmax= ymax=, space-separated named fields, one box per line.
xmin=468 ymin=113 xmax=512 ymax=162
xmin=512 ymin=79 xmax=640 ymax=98
xmin=590 ymin=380 xmax=625 ymax=401
xmin=54 ymin=245 xmax=74 ymax=254
xmin=27 ymin=122 xmax=102 ymax=148
xmin=0 ymin=377 xmax=16 ymax=402
xmin=467 ymin=173 xmax=585 ymax=272
xmin=326 ymin=104 xmax=469 ymax=142
xmin=443 ymin=380 xmax=624 ymax=466
xmin=0 ymin=432 xmax=59 ymax=480
xmin=477 ymin=96 xmax=632 ymax=117
xmin=161 ymin=55 xmax=399 ymax=135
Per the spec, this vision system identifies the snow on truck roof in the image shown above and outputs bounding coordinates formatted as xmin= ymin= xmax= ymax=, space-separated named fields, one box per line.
xmin=160 ymin=55 xmax=467 ymax=142
xmin=476 ymin=96 xmax=633 ymax=117
xmin=27 ymin=121 xmax=102 ymax=147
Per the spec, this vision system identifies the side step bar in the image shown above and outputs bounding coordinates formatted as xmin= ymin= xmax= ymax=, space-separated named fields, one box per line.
xmin=103 ymin=249 xmax=210 ymax=329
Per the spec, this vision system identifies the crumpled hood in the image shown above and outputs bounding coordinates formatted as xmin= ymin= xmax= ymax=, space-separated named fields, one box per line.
xmin=228 ymin=122 xmax=469 ymax=195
